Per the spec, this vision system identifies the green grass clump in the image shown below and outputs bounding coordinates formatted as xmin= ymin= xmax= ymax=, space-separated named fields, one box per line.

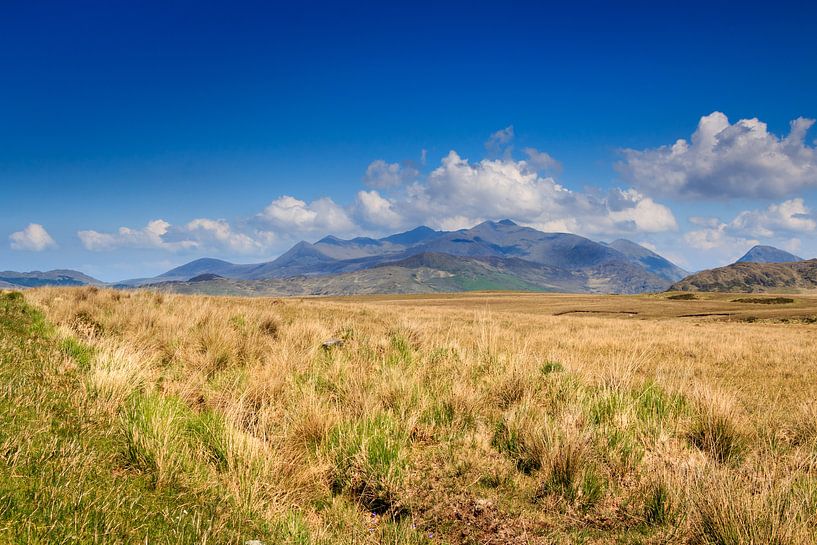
xmin=120 ymin=391 xmax=194 ymax=487
xmin=187 ymin=409 xmax=230 ymax=472
xmin=60 ymin=336 xmax=94 ymax=369
xmin=324 ymin=413 xmax=408 ymax=514
xmin=541 ymin=361 xmax=564 ymax=374
xmin=491 ymin=416 xmax=544 ymax=474
xmin=387 ymin=332 xmax=414 ymax=366
xmin=642 ymin=481 xmax=675 ymax=526
xmin=539 ymin=437 xmax=606 ymax=509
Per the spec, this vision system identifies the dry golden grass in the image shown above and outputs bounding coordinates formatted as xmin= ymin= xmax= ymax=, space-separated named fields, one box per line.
xmin=22 ymin=287 xmax=817 ymax=543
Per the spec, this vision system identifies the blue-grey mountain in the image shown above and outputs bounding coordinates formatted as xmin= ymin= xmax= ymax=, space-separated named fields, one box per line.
xmin=0 ymin=270 xmax=102 ymax=289
xmin=735 ymin=245 xmax=803 ymax=264
xmin=135 ymin=220 xmax=690 ymax=295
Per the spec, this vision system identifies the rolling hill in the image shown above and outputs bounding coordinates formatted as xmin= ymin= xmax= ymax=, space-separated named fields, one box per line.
xmin=670 ymin=259 xmax=817 ymax=293
xmin=0 ymin=270 xmax=103 ymax=289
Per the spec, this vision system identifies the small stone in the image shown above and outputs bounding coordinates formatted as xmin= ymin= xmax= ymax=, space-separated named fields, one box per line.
xmin=244 ymin=541 xmax=264 ymax=545
xmin=321 ymin=338 xmax=344 ymax=349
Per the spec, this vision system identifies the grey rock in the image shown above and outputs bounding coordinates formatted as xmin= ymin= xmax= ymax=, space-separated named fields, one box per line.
xmin=321 ymin=338 xmax=344 ymax=349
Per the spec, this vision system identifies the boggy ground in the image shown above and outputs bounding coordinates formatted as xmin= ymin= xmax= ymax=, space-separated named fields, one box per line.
xmin=2 ymin=287 xmax=816 ymax=544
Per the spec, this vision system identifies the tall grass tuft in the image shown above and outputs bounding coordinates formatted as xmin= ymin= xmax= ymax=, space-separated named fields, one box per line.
xmin=120 ymin=391 xmax=192 ymax=487
xmin=324 ymin=413 xmax=408 ymax=514
xmin=688 ymin=390 xmax=746 ymax=464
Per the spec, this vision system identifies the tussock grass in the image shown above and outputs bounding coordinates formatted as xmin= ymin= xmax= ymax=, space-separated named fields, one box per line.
xmin=688 ymin=390 xmax=746 ymax=464
xmin=120 ymin=391 xmax=192 ymax=487
xmin=5 ymin=286 xmax=816 ymax=543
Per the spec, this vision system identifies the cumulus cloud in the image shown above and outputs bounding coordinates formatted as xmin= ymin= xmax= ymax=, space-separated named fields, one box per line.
xmin=684 ymin=222 xmax=755 ymax=252
xmin=78 ymin=220 xmax=198 ymax=251
xmin=355 ymin=190 xmax=402 ymax=228
xmin=387 ymin=151 xmax=677 ymax=236
xmin=363 ymin=160 xmax=419 ymax=189
xmin=683 ymin=199 xmax=815 ymax=253
xmin=78 ymin=218 xmax=271 ymax=254
xmin=185 ymin=218 xmax=266 ymax=253
xmin=257 ymin=195 xmax=356 ymax=235
xmin=9 ymin=223 xmax=57 ymax=251
xmin=617 ymin=112 xmax=817 ymax=199
xmin=729 ymin=198 xmax=816 ymax=237
xmin=605 ymin=189 xmax=679 ymax=232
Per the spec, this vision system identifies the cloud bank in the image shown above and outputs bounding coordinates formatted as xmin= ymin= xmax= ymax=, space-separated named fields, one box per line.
xmin=684 ymin=198 xmax=815 ymax=254
xmin=617 ymin=112 xmax=817 ymax=199
xmin=78 ymin=219 xmax=270 ymax=254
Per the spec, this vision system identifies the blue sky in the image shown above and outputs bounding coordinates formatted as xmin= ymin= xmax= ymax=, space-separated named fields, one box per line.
xmin=2 ymin=1 xmax=816 ymax=281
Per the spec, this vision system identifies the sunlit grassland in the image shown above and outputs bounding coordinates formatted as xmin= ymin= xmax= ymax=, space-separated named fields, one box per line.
xmin=2 ymin=287 xmax=817 ymax=544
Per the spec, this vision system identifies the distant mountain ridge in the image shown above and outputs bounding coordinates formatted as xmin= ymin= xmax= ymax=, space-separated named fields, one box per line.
xmin=0 ymin=270 xmax=103 ymax=289
xmin=670 ymin=259 xmax=817 ymax=293
xmin=736 ymin=245 xmax=803 ymax=264
xmin=2 ymin=221 xmax=693 ymax=295
xmin=130 ymin=220 xmax=690 ymax=295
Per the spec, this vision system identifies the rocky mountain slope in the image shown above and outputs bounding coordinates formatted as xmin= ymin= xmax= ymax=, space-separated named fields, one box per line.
xmin=670 ymin=259 xmax=817 ymax=293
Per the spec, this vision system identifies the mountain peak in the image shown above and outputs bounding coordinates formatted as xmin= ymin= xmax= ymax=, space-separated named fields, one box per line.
xmin=736 ymin=245 xmax=802 ymax=264
xmin=474 ymin=219 xmax=519 ymax=230
xmin=381 ymin=225 xmax=442 ymax=245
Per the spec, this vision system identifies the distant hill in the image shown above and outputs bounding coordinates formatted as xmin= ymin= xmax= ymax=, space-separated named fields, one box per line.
xmin=670 ymin=259 xmax=817 ymax=293
xmin=0 ymin=270 xmax=103 ymax=289
xmin=133 ymin=220 xmax=687 ymax=294
xmin=736 ymin=245 xmax=802 ymax=264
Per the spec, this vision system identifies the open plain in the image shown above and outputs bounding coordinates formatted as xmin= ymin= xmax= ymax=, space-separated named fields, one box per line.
xmin=2 ymin=288 xmax=817 ymax=544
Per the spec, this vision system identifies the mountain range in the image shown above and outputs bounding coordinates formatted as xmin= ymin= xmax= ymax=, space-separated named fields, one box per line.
xmin=117 ymin=220 xmax=688 ymax=295
xmin=6 ymin=223 xmax=815 ymax=295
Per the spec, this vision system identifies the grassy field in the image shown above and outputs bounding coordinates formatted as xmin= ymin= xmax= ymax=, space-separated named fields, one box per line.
xmin=2 ymin=288 xmax=817 ymax=544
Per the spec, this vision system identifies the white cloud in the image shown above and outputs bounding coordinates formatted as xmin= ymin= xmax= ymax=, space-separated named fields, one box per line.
xmin=9 ymin=223 xmax=57 ymax=251
xmin=683 ymin=199 xmax=815 ymax=254
xmin=606 ymin=189 xmax=678 ymax=232
xmin=684 ymin=223 xmax=753 ymax=252
xmin=729 ymin=198 xmax=816 ymax=237
xmin=78 ymin=219 xmax=198 ymax=252
xmin=186 ymin=218 xmax=266 ymax=253
xmin=257 ymin=195 xmax=355 ymax=234
xmin=362 ymin=160 xmax=419 ymax=189
xmin=355 ymin=190 xmax=402 ymax=228
xmin=77 ymin=218 xmax=270 ymax=254
xmin=386 ymin=151 xmax=677 ymax=236
xmin=617 ymin=112 xmax=817 ymax=198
